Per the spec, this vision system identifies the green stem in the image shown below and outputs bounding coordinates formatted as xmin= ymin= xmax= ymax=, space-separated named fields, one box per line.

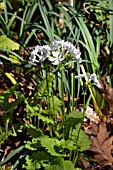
xmin=71 ymin=62 xmax=75 ymax=111
xmin=73 ymin=90 xmax=86 ymax=166
xmin=61 ymin=69 xmax=65 ymax=121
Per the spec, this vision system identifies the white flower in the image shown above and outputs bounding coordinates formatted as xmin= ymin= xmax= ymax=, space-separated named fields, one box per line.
xmin=28 ymin=54 xmax=36 ymax=65
xmin=40 ymin=45 xmax=51 ymax=52
xmin=39 ymin=54 xmax=47 ymax=61
xmin=87 ymin=73 xmax=102 ymax=88
xmin=50 ymin=40 xmax=65 ymax=49
xmin=48 ymin=51 xmax=65 ymax=65
xmin=28 ymin=46 xmax=40 ymax=64
xmin=34 ymin=45 xmax=41 ymax=53
xmin=50 ymin=40 xmax=82 ymax=61
xmin=29 ymin=40 xmax=82 ymax=65
xmin=63 ymin=41 xmax=82 ymax=61
xmin=75 ymin=72 xmax=102 ymax=88
xmin=90 ymin=73 xmax=102 ymax=88
xmin=75 ymin=74 xmax=84 ymax=79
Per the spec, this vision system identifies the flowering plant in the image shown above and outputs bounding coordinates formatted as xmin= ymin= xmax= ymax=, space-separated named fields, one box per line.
xmin=29 ymin=40 xmax=101 ymax=90
xmin=29 ymin=40 xmax=81 ymax=67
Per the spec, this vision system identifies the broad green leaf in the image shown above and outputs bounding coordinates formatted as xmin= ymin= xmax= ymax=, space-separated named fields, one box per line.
xmin=22 ymin=155 xmax=39 ymax=170
xmin=64 ymin=160 xmax=76 ymax=170
xmin=66 ymin=111 xmax=83 ymax=119
xmin=5 ymin=72 xmax=17 ymax=85
xmin=45 ymin=158 xmax=76 ymax=170
xmin=0 ymin=35 xmax=20 ymax=50
xmin=31 ymin=151 xmax=51 ymax=161
xmin=46 ymin=165 xmax=63 ymax=170
xmin=23 ymin=152 xmax=51 ymax=170
xmin=71 ymin=124 xmax=91 ymax=152
xmin=49 ymin=96 xmax=62 ymax=115
xmin=39 ymin=136 xmax=65 ymax=156
xmin=62 ymin=114 xmax=83 ymax=140
xmin=37 ymin=73 xmax=54 ymax=97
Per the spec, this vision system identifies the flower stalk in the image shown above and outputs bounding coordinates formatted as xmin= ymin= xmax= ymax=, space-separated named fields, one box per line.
xmin=80 ymin=64 xmax=106 ymax=121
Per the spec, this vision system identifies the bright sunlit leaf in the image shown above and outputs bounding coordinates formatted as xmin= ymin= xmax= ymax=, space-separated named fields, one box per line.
xmin=0 ymin=35 xmax=20 ymax=50
xmin=5 ymin=72 xmax=17 ymax=85
xmin=9 ymin=55 xmax=21 ymax=64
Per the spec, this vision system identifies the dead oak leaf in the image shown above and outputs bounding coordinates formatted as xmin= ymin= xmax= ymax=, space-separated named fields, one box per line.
xmin=88 ymin=121 xmax=113 ymax=167
xmin=96 ymin=74 xmax=113 ymax=117
xmin=84 ymin=121 xmax=98 ymax=136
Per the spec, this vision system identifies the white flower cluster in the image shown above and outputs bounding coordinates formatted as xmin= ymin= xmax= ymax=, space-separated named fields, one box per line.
xmin=29 ymin=40 xmax=82 ymax=65
xmin=75 ymin=73 xmax=102 ymax=88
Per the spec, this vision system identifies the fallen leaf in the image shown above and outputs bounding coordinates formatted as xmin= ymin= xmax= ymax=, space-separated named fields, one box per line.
xmin=88 ymin=121 xmax=113 ymax=167
xmin=96 ymin=74 xmax=113 ymax=118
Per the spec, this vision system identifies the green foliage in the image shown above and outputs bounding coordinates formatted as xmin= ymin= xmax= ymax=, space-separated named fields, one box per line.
xmin=45 ymin=158 xmax=77 ymax=170
xmin=0 ymin=85 xmax=23 ymax=127
xmin=71 ymin=124 xmax=91 ymax=152
xmin=5 ymin=72 xmax=17 ymax=84
xmin=0 ymin=130 xmax=11 ymax=145
xmin=0 ymin=145 xmax=24 ymax=166
xmin=23 ymin=155 xmax=78 ymax=170
xmin=24 ymin=108 xmax=90 ymax=169
xmin=1 ymin=0 xmax=113 ymax=169
xmin=37 ymin=73 xmax=55 ymax=97
xmin=0 ymin=35 xmax=20 ymax=50
xmin=23 ymin=156 xmax=41 ymax=170
xmin=25 ymin=124 xmax=42 ymax=138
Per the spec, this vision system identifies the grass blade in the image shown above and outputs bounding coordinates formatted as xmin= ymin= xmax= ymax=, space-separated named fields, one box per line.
xmin=0 ymin=145 xmax=24 ymax=166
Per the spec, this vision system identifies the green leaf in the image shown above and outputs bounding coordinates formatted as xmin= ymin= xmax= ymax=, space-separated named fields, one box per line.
xmin=66 ymin=111 xmax=83 ymax=119
xmin=39 ymin=136 xmax=65 ymax=156
xmin=64 ymin=160 xmax=76 ymax=170
xmin=37 ymin=73 xmax=54 ymax=98
xmin=5 ymin=72 xmax=17 ymax=85
xmin=0 ymin=85 xmax=19 ymax=113
xmin=23 ymin=152 xmax=51 ymax=170
xmin=62 ymin=140 xmax=77 ymax=151
xmin=71 ymin=124 xmax=91 ymax=152
xmin=22 ymin=155 xmax=39 ymax=170
xmin=0 ymin=145 xmax=24 ymax=166
xmin=31 ymin=151 xmax=51 ymax=162
xmin=25 ymin=124 xmax=41 ymax=138
xmin=47 ymin=165 xmax=63 ymax=170
xmin=38 ymin=114 xmax=54 ymax=125
xmin=3 ymin=98 xmax=22 ymax=114
xmin=0 ymin=131 xmax=11 ymax=146
xmin=45 ymin=158 xmax=76 ymax=170
xmin=62 ymin=112 xmax=83 ymax=140
xmin=25 ymin=138 xmax=40 ymax=151
xmin=49 ymin=96 xmax=62 ymax=116
xmin=0 ymin=35 xmax=20 ymax=50
xmin=38 ymin=0 xmax=54 ymax=42
xmin=9 ymin=55 xmax=21 ymax=64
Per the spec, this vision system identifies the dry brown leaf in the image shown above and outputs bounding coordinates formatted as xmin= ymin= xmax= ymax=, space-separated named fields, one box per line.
xmin=88 ymin=121 xmax=113 ymax=167
xmin=96 ymin=74 xmax=113 ymax=117
xmin=84 ymin=121 xmax=98 ymax=136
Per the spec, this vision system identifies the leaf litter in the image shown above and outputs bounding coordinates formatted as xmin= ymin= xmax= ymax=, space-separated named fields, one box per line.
xmin=82 ymin=74 xmax=113 ymax=169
